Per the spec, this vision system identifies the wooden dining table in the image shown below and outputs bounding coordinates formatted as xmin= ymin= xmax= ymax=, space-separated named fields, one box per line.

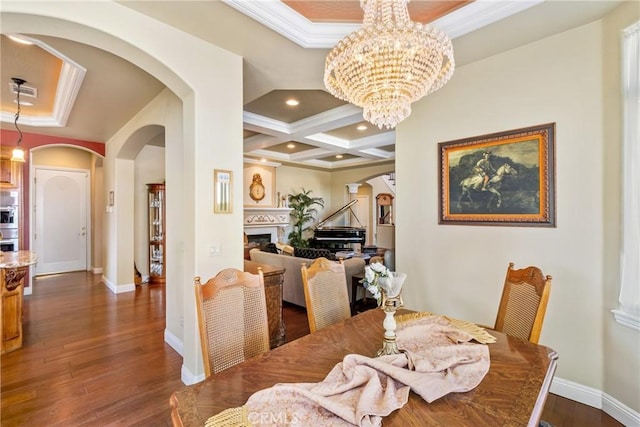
xmin=170 ymin=308 xmax=557 ymax=427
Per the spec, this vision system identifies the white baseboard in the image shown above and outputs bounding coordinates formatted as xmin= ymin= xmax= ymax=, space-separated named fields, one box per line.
xmin=91 ymin=266 xmax=103 ymax=274
xmin=552 ymin=377 xmax=640 ymax=426
xmin=164 ymin=328 xmax=183 ymax=356
xmin=181 ymin=365 xmax=204 ymax=386
xmin=603 ymin=392 xmax=640 ymax=427
xmin=164 ymin=330 xmax=203 ymax=386
xmin=100 ymin=275 xmax=135 ymax=294
xmin=551 ymin=377 xmax=602 ymax=408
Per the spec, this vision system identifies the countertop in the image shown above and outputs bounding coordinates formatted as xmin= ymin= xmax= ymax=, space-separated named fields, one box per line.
xmin=0 ymin=251 xmax=38 ymax=269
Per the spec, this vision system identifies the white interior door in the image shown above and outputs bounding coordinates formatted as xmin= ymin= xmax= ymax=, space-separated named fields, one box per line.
xmin=34 ymin=168 xmax=89 ymax=275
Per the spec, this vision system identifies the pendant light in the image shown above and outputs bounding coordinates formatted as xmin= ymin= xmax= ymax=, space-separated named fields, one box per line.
xmin=10 ymin=77 xmax=27 ymax=163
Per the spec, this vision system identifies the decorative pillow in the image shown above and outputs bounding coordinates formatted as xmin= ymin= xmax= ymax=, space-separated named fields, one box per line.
xmin=261 ymin=242 xmax=279 ymax=254
xmin=294 ymin=247 xmax=333 ymax=260
xmin=280 ymin=244 xmax=294 ymax=256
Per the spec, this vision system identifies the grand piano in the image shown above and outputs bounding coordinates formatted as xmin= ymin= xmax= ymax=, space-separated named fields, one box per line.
xmin=310 ymin=199 xmax=366 ymax=252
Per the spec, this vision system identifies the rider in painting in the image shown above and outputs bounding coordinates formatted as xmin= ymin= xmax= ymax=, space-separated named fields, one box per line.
xmin=472 ymin=151 xmax=496 ymax=191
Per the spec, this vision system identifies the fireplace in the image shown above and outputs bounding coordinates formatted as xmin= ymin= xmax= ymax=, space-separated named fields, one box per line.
xmin=243 ymin=207 xmax=293 ymax=244
xmin=246 ymin=233 xmax=271 ymax=245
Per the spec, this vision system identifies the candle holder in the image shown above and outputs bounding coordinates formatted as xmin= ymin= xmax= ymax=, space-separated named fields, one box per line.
xmin=376 ymin=272 xmax=406 ymax=357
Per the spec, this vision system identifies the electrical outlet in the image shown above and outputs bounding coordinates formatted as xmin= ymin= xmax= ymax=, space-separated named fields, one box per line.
xmin=208 ymin=245 xmax=221 ymax=256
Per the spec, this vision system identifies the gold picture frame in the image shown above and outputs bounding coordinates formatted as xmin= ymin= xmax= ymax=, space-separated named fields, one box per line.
xmin=214 ymin=169 xmax=233 ymax=214
xmin=438 ymin=123 xmax=556 ymax=227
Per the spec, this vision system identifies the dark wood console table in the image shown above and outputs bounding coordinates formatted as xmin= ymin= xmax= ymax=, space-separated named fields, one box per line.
xmin=244 ymin=260 xmax=286 ymax=348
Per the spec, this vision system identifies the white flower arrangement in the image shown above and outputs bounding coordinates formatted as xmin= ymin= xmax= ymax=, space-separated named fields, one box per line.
xmin=360 ymin=261 xmax=391 ymax=305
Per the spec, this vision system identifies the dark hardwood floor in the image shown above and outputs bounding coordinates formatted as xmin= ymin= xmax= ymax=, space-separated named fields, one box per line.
xmin=0 ymin=271 xmax=623 ymax=426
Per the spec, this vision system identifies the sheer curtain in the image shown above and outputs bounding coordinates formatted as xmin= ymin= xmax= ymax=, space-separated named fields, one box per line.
xmin=613 ymin=21 xmax=640 ymax=330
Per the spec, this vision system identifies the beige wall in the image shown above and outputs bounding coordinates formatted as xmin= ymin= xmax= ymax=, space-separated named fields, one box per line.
xmin=276 ymin=165 xmax=332 ymax=237
xmin=329 ymin=163 xmax=394 ymax=214
xmin=398 ymin=5 xmax=639 ymax=415
xmin=92 ymin=157 xmax=103 ymax=273
xmin=31 ymin=146 xmax=94 ymax=168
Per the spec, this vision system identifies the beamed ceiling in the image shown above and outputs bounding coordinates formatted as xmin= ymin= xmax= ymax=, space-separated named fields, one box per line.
xmin=0 ymin=1 xmax=624 ymax=170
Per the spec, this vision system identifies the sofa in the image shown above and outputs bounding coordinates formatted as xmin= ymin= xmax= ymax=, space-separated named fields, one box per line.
xmin=249 ymin=248 xmax=366 ymax=307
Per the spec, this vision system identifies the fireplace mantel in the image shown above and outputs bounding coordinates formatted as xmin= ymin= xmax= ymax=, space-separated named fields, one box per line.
xmin=243 ymin=207 xmax=292 ymax=243
xmin=244 ymin=207 xmax=292 ymax=227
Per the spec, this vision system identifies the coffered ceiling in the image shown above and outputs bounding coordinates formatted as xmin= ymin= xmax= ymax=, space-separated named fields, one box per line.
xmin=0 ymin=0 xmax=624 ymax=170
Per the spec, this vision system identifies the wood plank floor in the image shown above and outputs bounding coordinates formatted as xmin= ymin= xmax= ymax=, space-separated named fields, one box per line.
xmin=0 ymin=271 xmax=623 ymax=426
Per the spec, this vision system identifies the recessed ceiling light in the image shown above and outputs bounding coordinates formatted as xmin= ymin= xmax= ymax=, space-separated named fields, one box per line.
xmin=336 ymin=154 xmax=343 ymax=159
xmin=287 ymin=143 xmax=295 ymax=149
xmin=285 ymin=99 xmax=299 ymax=106
xmin=8 ymin=34 xmax=34 ymax=45
xmin=357 ymin=124 xmax=368 ymax=131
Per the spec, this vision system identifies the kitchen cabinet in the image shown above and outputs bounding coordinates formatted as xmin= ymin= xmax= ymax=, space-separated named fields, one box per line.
xmin=1 ymin=251 xmax=37 ymax=354
xmin=0 ymin=146 xmax=21 ymax=189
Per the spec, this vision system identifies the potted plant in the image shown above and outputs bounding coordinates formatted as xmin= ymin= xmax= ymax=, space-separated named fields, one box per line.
xmin=287 ymin=188 xmax=324 ymax=248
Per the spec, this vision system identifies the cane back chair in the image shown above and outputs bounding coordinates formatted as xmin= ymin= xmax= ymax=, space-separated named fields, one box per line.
xmin=494 ymin=262 xmax=552 ymax=344
xmin=194 ymin=268 xmax=270 ymax=377
xmin=301 ymin=257 xmax=352 ymax=333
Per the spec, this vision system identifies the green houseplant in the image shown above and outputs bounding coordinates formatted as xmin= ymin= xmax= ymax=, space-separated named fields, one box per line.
xmin=287 ymin=188 xmax=324 ymax=248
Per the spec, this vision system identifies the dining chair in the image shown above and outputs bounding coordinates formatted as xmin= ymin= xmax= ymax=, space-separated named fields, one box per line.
xmin=194 ymin=268 xmax=270 ymax=377
xmin=494 ymin=262 xmax=552 ymax=344
xmin=301 ymin=257 xmax=352 ymax=333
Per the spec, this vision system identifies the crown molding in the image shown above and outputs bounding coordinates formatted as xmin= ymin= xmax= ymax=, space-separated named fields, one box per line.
xmin=222 ymin=0 xmax=543 ymax=48
xmin=243 ymin=157 xmax=282 ymax=168
xmin=0 ymin=34 xmax=86 ymax=128
xmin=222 ymin=0 xmax=359 ymax=48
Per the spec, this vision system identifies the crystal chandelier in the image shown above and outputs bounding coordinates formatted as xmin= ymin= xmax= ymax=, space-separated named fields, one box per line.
xmin=324 ymin=0 xmax=455 ymax=129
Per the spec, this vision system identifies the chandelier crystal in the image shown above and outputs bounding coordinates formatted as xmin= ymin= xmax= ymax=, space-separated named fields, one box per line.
xmin=324 ymin=0 xmax=455 ymax=129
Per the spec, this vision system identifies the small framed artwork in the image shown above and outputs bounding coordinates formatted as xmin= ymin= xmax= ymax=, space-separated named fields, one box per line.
xmin=243 ymin=164 xmax=276 ymax=207
xmin=214 ymin=169 xmax=233 ymax=214
xmin=438 ymin=123 xmax=556 ymax=227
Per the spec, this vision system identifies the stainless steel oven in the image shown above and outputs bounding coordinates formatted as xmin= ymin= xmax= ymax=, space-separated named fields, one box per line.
xmin=0 ymin=228 xmax=19 ymax=252
xmin=0 ymin=238 xmax=18 ymax=252
xmin=1 ymin=190 xmax=19 ymax=231
xmin=0 ymin=205 xmax=17 ymax=229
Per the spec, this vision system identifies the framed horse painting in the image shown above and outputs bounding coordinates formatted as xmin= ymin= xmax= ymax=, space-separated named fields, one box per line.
xmin=438 ymin=123 xmax=556 ymax=227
